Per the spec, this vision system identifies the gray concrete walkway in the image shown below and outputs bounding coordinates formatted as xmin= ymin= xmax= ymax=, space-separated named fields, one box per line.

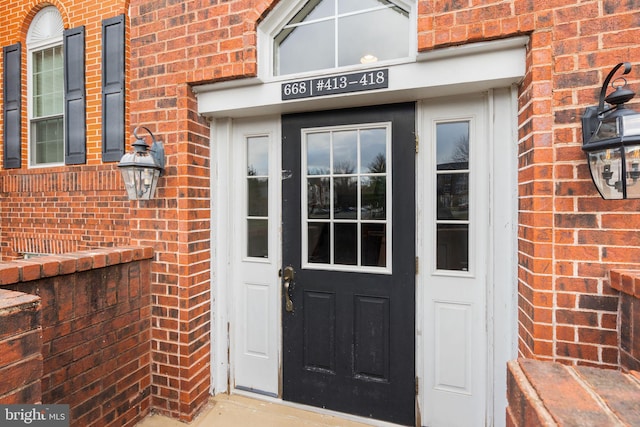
xmin=136 ymin=394 xmax=374 ymax=427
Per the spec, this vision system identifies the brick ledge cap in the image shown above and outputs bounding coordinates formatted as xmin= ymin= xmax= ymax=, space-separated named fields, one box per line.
xmin=609 ymin=269 xmax=640 ymax=298
xmin=0 ymin=246 xmax=154 ymax=286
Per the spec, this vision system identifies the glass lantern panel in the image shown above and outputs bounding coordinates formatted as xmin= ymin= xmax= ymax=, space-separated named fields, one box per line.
xmin=622 ymin=114 xmax=640 ymax=137
xmin=624 ymin=145 xmax=640 ymax=199
xmin=588 ymin=149 xmax=624 ymax=199
xmin=592 ymin=117 xmax=620 ymax=142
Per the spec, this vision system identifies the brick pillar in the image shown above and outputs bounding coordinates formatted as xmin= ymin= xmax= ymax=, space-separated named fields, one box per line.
xmin=517 ymin=30 xmax=555 ymax=360
xmin=128 ymin=83 xmax=212 ymax=421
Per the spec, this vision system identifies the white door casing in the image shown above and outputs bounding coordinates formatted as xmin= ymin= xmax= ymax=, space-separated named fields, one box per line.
xmin=205 ymin=38 xmax=523 ymax=426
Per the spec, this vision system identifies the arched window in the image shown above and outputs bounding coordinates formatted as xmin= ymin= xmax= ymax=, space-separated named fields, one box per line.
xmin=27 ymin=6 xmax=65 ymax=166
xmin=270 ymin=0 xmax=412 ymax=76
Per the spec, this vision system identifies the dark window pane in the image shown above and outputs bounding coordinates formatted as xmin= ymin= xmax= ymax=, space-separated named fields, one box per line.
xmin=334 ymin=223 xmax=357 ymax=265
xmin=437 ymin=122 xmax=469 ymax=170
xmin=334 ymin=177 xmax=357 ymax=219
xmin=437 ymin=173 xmax=469 ymax=220
xmin=248 ymin=177 xmax=268 ymax=217
xmin=248 ymin=219 xmax=268 ymax=258
xmin=308 ymin=177 xmax=331 ymax=219
xmin=362 ymin=223 xmax=386 ymax=267
xmin=437 ymin=224 xmax=468 ymax=271
xmin=361 ymin=176 xmax=386 ymax=220
xmin=308 ymin=222 xmax=330 ymax=263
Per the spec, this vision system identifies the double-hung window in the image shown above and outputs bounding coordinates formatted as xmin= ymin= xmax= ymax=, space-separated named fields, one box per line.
xmin=27 ymin=7 xmax=65 ymax=166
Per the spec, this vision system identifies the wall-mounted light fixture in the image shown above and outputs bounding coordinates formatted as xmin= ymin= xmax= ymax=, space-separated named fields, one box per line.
xmin=117 ymin=126 xmax=165 ymax=200
xmin=582 ymin=62 xmax=640 ymax=199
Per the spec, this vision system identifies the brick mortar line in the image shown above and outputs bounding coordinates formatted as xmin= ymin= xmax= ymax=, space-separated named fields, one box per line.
xmin=565 ymin=366 xmax=625 ymax=426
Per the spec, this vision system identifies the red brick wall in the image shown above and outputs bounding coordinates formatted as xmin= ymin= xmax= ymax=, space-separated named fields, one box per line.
xmin=2 ymin=0 xmax=640 ymax=422
xmin=0 ymin=289 xmax=42 ymax=404
xmin=515 ymin=2 xmax=640 ymax=368
xmin=0 ymin=0 xmax=131 ymax=260
xmin=0 ymin=247 xmax=153 ymax=427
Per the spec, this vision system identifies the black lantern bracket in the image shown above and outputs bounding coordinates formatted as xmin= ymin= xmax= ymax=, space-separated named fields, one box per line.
xmin=581 ymin=62 xmax=640 ymax=199
xmin=132 ymin=126 xmax=165 ymax=173
xmin=582 ymin=62 xmax=634 ymax=145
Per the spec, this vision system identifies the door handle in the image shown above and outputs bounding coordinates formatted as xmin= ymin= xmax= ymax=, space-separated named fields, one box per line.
xmin=282 ymin=266 xmax=295 ymax=312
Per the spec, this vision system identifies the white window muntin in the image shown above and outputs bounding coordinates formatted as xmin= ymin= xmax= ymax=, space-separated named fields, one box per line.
xmin=301 ymin=122 xmax=392 ymax=274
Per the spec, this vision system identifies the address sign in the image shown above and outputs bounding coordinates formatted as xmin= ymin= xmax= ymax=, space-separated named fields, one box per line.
xmin=281 ymin=69 xmax=389 ymax=100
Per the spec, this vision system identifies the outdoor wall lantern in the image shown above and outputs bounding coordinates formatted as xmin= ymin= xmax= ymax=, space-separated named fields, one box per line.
xmin=582 ymin=62 xmax=640 ymax=199
xmin=117 ymin=126 xmax=165 ymax=200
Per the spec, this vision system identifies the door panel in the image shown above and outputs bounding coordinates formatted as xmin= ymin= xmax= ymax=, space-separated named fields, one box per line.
xmin=421 ymin=96 xmax=489 ymax=426
xmin=282 ymin=103 xmax=415 ymax=426
xmin=231 ymin=117 xmax=281 ymax=396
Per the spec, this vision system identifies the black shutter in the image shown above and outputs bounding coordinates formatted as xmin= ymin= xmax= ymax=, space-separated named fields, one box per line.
xmin=102 ymin=14 xmax=125 ymax=162
xmin=64 ymin=26 xmax=86 ymax=164
xmin=3 ymin=43 xmax=21 ymax=169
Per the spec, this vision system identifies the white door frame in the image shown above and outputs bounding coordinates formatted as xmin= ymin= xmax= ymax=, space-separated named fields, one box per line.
xmin=203 ymin=37 xmax=524 ymax=426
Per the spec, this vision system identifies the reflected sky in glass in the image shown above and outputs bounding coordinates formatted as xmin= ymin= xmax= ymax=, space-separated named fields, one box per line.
xmin=333 ymin=131 xmax=357 ymax=174
xmin=360 ymin=128 xmax=386 ymax=173
xmin=307 ymin=132 xmax=331 ymax=175
xmin=247 ymin=136 xmax=269 ymax=176
xmin=436 ymin=121 xmax=469 ymax=170
xmin=275 ymin=0 xmax=409 ymax=75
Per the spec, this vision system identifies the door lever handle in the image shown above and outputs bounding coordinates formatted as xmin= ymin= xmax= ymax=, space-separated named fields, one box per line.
xmin=283 ymin=266 xmax=295 ymax=312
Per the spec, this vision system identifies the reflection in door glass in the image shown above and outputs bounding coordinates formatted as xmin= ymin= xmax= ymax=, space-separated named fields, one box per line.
xmin=307 ymin=132 xmax=331 ymax=175
xmin=435 ymin=121 xmax=470 ymax=271
xmin=308 ymin=222 xmax=330 ymax=263
xmin=305 ymin=125 xmax=390 ymax=269
xmin=308 ymin=177 xmax=330 ymax=219
xmin=247 ymin=136 xmax=269 ymax=258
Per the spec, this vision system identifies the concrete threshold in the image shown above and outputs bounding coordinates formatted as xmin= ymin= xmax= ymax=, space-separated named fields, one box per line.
xmin=136 ymin=394 xmax=376 ymax=427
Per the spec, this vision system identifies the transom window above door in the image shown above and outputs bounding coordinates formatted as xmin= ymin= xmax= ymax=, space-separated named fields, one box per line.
xmin=273 ymin=0 xmax=412 ymax=76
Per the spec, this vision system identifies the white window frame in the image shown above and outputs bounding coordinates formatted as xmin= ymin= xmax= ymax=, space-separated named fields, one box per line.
xmin=27 ymin=6 xmax=65 ymax=168
xmin=433 ymin=116 xmax=476 ymax=278
xmin=243 ymin=132 xmax=272 ymax=262
xmin=301 ymin=122 xmax=393 ymax=274
xmin=257 ymin=0 xmax=417 ymax=81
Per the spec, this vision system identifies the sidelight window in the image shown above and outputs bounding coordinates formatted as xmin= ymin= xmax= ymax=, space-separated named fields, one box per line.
xmin=303 ymin=124 xmax=391 ymax=271
xmin=435 ymin=121 xmax=470 ymax=271
xmin=246 ymin=135 xmax=270 ymax=258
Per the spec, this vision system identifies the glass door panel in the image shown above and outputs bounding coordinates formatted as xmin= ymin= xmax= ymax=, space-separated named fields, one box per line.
xmin=303 ymin=124 xmax=391 ymax=271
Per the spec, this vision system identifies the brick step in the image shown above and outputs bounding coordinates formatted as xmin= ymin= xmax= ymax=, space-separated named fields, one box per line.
xmin=507 ymin=359 xmax=640 ymax=426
